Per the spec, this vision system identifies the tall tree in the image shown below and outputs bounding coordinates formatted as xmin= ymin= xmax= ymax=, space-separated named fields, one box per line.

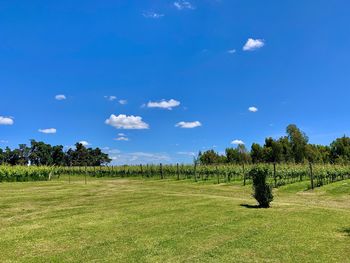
xmin=330 ymin=136 xmax=350 ymax=163
xmin=286 ymin=124 xmax=308 ymax=163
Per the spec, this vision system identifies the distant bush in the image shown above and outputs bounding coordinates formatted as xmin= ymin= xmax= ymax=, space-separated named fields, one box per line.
xmin=250 ymin=166 xmax=273 ymax=208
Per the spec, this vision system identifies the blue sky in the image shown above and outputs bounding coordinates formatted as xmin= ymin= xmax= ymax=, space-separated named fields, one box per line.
xmin=1 ymin=0 xmax=350 ymax=164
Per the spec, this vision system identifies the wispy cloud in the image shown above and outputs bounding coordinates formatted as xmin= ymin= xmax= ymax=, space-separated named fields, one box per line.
xmin=176 ymin=121 xmax=202 ymax=129
xmin=243 ymin=38 xmax=265 ymax=51
xmin=55 ymin=94 xmax=66 ymax=100
xmin=0 ymin=116 xmax=14 ymax=125
xmin=105 ymin=114 xmax=149 ymax=129
xmin=174 ymin=1 xmax=195 ymax=10
xmin=142 ymin=11 xmax=165 ymax=19
xmin=38 ymin=128 xmax=57 ymax=134
xmin=147 ymin=99 xmax=180 ymax=110
xmin=114 ymin=136 xmax=129 ymax=141
xmin=248 ymin=106 xmax=258 ymax=112
xmin=227 ymin=49 xmax=236 ymax=54
xmin=104 ymin=95 xmax=117 ymax=101
xmin=177 ymin=151 xmax=196 ymax=157
xmin=119 ymin=99 xmax=127 ymax=105
xmin=231 ymin=139 xmax=245 ymax=145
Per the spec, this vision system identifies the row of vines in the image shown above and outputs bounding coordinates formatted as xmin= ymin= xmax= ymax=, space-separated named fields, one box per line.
xmin=1 ymin=164 xmax=350 ymax=189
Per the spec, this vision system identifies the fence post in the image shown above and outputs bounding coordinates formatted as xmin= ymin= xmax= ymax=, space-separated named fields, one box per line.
xmin=273 ymin=162 xmax=277 ymax=188
xmin=160 ymin=163 xmax=163 ymax=179
xmin=243 ymin=163 xmax=246 ymax=186
xmin=176 ymin=163 xmax=179 ymax=180
xmin=309 ymin=162 xmax=314 ymax=190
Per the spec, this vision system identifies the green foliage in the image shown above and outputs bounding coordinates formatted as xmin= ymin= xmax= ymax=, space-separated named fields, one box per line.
xmin=250 ymin=166 xmax=273 ymax=208
xmin=0 ymin=165 xmax=53 ymax=182
xmin=1 ymin=140 xmax=111 ymax=166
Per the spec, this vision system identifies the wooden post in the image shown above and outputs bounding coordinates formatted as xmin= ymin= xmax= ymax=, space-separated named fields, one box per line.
xmin=309 ymin=162 xmax=314 ymax=190
xmin=273 ymin=162 xmax=277 ymax=188
xmin=176 ymin=163 xmax=179 ymax=180
xmin=160 ymin=163 xmax=163 ymax=179
xmin=243 ymin=163 xmax=246 ymax=186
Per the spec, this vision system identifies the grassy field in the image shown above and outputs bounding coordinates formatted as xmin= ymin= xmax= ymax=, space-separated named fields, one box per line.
xmin=0 ymin=176 xmax=349 ymax=263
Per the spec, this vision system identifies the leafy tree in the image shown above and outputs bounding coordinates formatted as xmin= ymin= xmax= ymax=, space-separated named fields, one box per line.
xmin=251 ymin=143 xmax=264 ymax=163
xmin=29 ymin=140 xmax=53 ymax=165
xmin=263 ymin=138 xmax=283 ymax=163
xmin=278 ymin=136 xmax=294 ymax=163
xmin=0 ymin=140 xmax=111 ymax=166
xmin=52 ymin=145 xmax=66 ymax=166
xmin=199 ymin=150 xmax=223 ymax=165
xmin=286 ymin=124 xmax=308 ymax=163
xmin=18 ymin=144 xmax=30 ymax=165
xmin=330 ymin=136 xmax=350 ymax=163
xmin=225 ymin=148 xmax=240 ymax=164
xmin=237 ymin=144 xmax=251 ymax=164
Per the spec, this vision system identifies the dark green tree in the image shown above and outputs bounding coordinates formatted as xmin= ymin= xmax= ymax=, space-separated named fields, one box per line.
xmin=286 ymin=124 xmax=308 ymax=163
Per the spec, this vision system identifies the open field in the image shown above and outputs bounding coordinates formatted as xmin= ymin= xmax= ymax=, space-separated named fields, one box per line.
xmin=0 ymin=176 xmax=349 ymax=262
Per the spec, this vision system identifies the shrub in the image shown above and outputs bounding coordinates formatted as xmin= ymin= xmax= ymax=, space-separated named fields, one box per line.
xmin=250 ymin=166 xmax=273 ymax=208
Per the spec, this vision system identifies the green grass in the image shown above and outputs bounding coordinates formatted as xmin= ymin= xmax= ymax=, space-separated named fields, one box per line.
xmin=0 ymin=176 xmax=349 ymax=263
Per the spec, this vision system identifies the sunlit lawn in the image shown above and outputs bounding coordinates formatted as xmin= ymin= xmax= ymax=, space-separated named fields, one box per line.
xmin=0 ymin=176 xmax=349 ymax=262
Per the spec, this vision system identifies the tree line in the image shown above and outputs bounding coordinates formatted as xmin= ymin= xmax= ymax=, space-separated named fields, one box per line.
xmin=199 ymin=124 xmax=350 ymax=165
xmin=0 ymin=140 xmax=111 ymax=166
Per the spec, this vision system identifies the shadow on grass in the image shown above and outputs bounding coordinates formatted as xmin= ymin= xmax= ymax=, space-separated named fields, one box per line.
xmin=240 ymin=204 xmax=260 ymax=209
xmin=341 ymin=228 xmax=350 ymax=237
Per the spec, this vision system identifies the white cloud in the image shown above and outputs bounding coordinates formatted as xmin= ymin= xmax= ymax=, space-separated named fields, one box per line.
xmin=38 ymin=128 xmax=57 ymax=134
xmin=176 ymin=121 xmax=202 ymax=129
xmin=79 ymin=141 xmax=90 ymax=146
xmin=118 ymin=133 xmax=126 ymax=136
xmin=55 ymin=94 xmax=66 ymax=100
xmin=119 ymin=99 xmax=127 ymax=105
xmin=248 ymin=106 xmax=258 ymax=112
xmin=143 ymin=11 xmax=164 ymax=19
xmin=243 ymin=38 xmax=265 ymax=51
xmin=105 ymin=114 xmax=149 ymax=129
xmin=177 ymin=151 xmax=196 ymax=157
xmin=231 ymin=139 xmax=245 ymax=145
xmin=227 ymin=49 xmax=236 ymax=54
xmin=0 ymin=116 xmax=14 ymax=125
xmin=174 ymin=1 xmax=195 ymax=10
xmin=0 ymin=140 xmax=8 ymax=143
xmin=147 ymin=99 xmax=180 ymax=110
xmin=104 ymin=95 xmax=117 ymax=101
xmin=114 ymin=137 xmax=129 ymax=141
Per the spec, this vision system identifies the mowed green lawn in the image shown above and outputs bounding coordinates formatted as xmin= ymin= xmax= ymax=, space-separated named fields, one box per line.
xmin=0 ymin=177 xmax=349 ymax=263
